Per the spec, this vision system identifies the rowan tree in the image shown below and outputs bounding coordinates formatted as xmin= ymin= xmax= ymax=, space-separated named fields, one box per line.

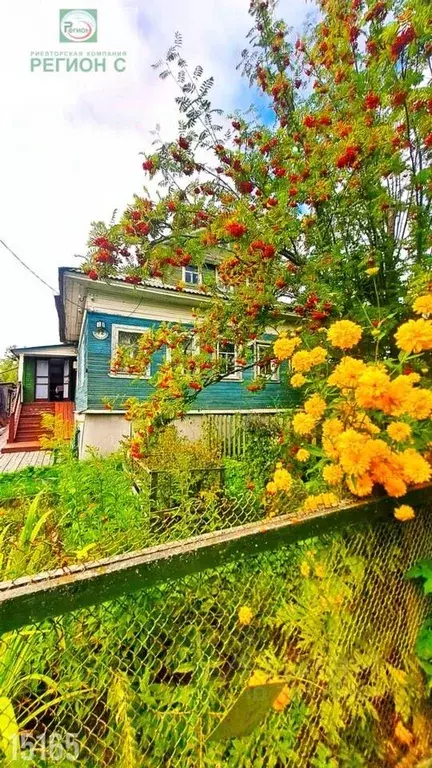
xmin=84 ymin=0 xmax=432 ymax=458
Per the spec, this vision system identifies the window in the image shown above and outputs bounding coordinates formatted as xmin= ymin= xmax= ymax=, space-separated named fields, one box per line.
xmin=166 ymin=333 xmax=199 ymax=363
xmin=217 ymin=342 xmax=241 ymax=380
xmin=254 ymin=342 xmax=279 ymax=381
xmin=111 ymin=324 xmax=151 ymax=378
xmin=183 ymin=264 xmax=200 ymax=285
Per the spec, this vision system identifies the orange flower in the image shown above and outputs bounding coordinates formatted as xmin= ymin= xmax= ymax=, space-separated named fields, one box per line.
xmin=322 ymin=464 xmax=344 ymax=485
xmin=347 ymin=473 xmax=374 ymax=497
xmin=395 ymin=318 xmax=432 ymax=353
xmin=327 ymin=320 xmax=362 ymax=349
xmin=394 ymin=505 xmax=415 ymax=522
xmin=293 ymin=412 xmax=317 ymax=435
xmin=386 ymin=422 xmax=412 ymax=442
xmin=304 ymin=394 xmax=326 ymax=419
xmin=413 ymin=294 xmax=432 ymax=316
xmin=328 ymin=356 xmax=366 ymax=389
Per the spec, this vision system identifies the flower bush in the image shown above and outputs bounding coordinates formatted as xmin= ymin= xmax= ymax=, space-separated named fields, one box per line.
xmin=268 ymin=297 xmax=432 ymax=515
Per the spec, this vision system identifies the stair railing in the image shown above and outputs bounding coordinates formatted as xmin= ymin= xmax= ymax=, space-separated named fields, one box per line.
xmin=9 ymin=383 xmax=22 ymax=443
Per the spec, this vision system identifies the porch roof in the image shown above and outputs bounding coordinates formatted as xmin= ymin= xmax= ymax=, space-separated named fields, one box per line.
xmin=12 ymin=344 xmax=77 ymax=358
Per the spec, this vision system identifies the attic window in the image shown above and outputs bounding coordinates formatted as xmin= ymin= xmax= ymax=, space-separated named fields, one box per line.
xmin=183 ymin=264 xmax=200 ymax=285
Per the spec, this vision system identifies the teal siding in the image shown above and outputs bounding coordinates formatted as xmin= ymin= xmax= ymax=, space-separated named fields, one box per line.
xmin=75 ymin=316 xmax=88 ymax=413
xmin=85 ymin=311 xmax=298 ymax=412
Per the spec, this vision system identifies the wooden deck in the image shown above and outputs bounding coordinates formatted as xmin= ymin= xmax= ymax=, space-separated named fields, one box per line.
xmin=0 ymin=450 xmax=53 ymax=473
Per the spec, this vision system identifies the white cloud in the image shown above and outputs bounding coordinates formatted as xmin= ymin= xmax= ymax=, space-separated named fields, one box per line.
xmin=0 ymin=0 xmax=309 ymax=353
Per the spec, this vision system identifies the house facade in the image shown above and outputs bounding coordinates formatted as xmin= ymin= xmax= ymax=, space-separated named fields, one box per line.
xmin=4 ymin=266 xmax=296 ymax=457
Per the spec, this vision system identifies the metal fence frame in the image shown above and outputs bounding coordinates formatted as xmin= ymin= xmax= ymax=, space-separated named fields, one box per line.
xmin=1 ymin=483 xmax=431 ymax=634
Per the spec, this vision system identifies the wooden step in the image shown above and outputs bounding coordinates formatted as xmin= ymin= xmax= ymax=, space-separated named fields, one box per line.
xmin=2 ymin=441 xmax=43 ymax=454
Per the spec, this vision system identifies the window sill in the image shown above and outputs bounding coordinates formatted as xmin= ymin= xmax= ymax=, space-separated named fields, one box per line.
xmin=108 ymin=372 xmax=150 ymax=380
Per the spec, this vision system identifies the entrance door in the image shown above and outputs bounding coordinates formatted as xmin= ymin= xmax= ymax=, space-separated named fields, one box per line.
xmin=35 ymin=359 xmax=49 ymax=400
xmin=63 ymin=360 xmax=70 ymax=400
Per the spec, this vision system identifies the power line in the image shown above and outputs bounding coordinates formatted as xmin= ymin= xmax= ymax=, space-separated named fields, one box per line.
xmin=0 ymin=238 xmax=57 ymax=294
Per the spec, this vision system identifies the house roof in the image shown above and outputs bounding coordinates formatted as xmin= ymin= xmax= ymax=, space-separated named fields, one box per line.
xmin=56 ymin=267 xmax=214 ymax=343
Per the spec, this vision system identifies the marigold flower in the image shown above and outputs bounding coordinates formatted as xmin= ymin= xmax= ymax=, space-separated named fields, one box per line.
xmin=322 ymin=418 xmax=344 ymax=438
xmin=327 ymin=320 xmax=362 ymax=349
xmin=413 ymin=294 xmax=432 ymax=316
xmin=238 ymin=606 xmax=254 ymax=626
xmin=395 ymin=318 xmax=432 ymax=353
xmin=404 ymin=388 xmax=432 ymax=419
xmin=266 ymin=481 xmax=278 ymax=495
xmin=322 ymin=464 xmax=343 ymax=485
xmin=302 ymin=492 xmax=339 ymax=512
xmin=366 ymin=267 xmax=380 ymax=276
xmin=355 ymin=368 xmax=391 ymax=410
xmin=292 ymin=412 xmax=317 ymax=435
xmin=328 ymin=356 xmax=366 ymax=389
xmin=347 ymin=473 xmax=374 ymax=497
xmin=300 ymin=561 xmax=311 ymax=577
xmin=304 ymin=394 xmax=326 ymax=419
xmin=309 ymin=346 xmax=328 ymax=365
xmin=386 ymin=422 xmax=412 ymax=442
xmin=400 ymin=449 xmax=431 ymax=484
xmin=273 ymin=335 xmax=301 ymax=360
xmin=290 ymin=373 xmax=306 ymax=388
xmin=272 ymin=467 xmax=293 ymax=491
xmin=291 ymin=350 xmax=313 ymax=373
xmin=336 ymin=429 xmax=371 ymax=476
xmin=296 ymin=448 xmax=310 ymax=462
xmin=394 ymin=505 xmax=415 ymax=522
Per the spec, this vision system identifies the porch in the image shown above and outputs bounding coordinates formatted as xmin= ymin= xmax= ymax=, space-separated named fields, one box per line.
xmin=1 ymin=344 xmax=77 ymax=454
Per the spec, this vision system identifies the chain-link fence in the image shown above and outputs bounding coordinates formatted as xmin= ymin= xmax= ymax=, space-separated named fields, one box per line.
xmin=1 ymin=495 xmax=432 ymax=766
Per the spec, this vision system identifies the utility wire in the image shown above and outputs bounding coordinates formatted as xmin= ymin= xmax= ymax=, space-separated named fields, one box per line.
xmin=1 ymin=238 xmax=57 ymax=294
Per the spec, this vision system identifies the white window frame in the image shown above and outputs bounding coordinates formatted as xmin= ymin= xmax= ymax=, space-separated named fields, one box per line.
xmin=166 ymin=334 xmax=200 ymax=363
xmin=182 ymin=264 xmax=201 ymax=286
xmin=110 ymin=324 xmax=151 ymax=379
xmin=216 ymin=341 xmax=242 ymax=381
xmin=254 ymin=341 xmax=280 ymax=382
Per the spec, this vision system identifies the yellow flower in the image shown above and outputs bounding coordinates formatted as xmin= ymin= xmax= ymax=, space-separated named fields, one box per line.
xmin=296 ymin=448 xmax=310 ymax=462
xmin=273 ymin=467 xmax=293 ymax=491
xmin=292 ymin=412 xmax=317 ymax=436
xmin=290 ymin=373 xmax=306 ymax=388
xmin=404 ymin=388 xmax=432 ymax=419
xmin=238 ymin=605 xmax=254 ymax=626
xmin=366 ymin=266 xmax=380 ymax=276
xmin=346 ymin=473 xmax=374 ymax=497
xmin=300 ymin=561 xmax=311 ymax=577
xmin=355 ymin=367 xmax=391 ymax=409
xmin=400 ymin=449 xmax=431 ymax=484
xmin=322 ymin=464 xmax=343 ymax=485
xmin=322 ymin=418 xmax=344 ymax=438
xmin=266 ymin=481 xmax=278 ymax=495
xmin=272 ymin=685 xmax=291 ymax=712
xmin=394 ymin=505 xmax=415 ymax=522
xmin=273 ymin=335 xmax=301 ymax=360
xmin=315 ymin=563 xmax=325 ymax=579
xmin=302 ymin=492 xmax=339 ymax=512
xmin=336 ymin=429 xmax=371 ymax=476
xmin=328 ymin=356 xmax=367 ymax=389
xmin=308 ymin=346 xmax=328 ymax=365
xmin=327 ymin=320 xmax=362 ymax=349
xmin=292 ymin=350 xmax=313 ymax=373
xmin=304 ymin=394 xmax=326 ymax=419
xmin=395 ymin=318 xmax=432 ymax=353
xmin=413 ymin=294 xmax=432 ymax=316
xmin=386 ymin=422 xmax=412 ymax=442
xmin=248 ymin=669 xmax=268 ymax=687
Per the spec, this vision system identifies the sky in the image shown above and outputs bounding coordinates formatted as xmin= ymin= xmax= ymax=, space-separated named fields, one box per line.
xmin=0 ymin=0 xmax=311 ymax=355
